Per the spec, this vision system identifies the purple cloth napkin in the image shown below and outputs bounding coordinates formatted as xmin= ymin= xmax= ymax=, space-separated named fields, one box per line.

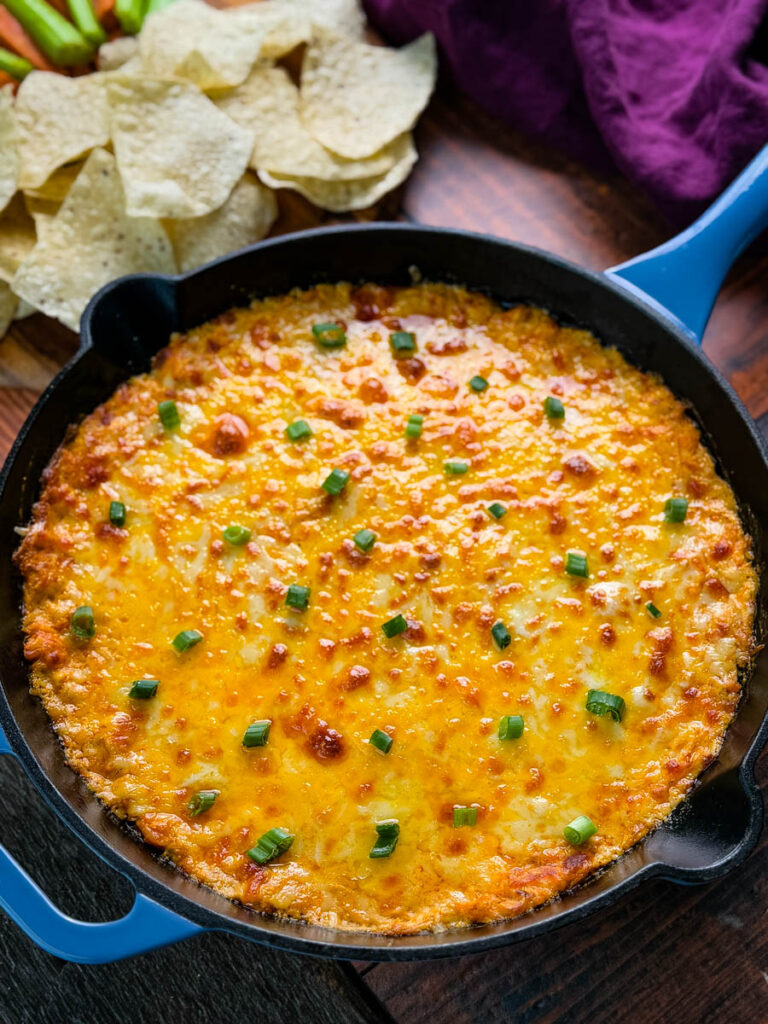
xmin=363 ymin=0 xmax=768 ymax=221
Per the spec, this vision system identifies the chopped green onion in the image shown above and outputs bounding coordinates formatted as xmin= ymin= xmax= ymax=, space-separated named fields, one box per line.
xmin=453 ymin=805 xmax=478 ymax=828
xmin=498 ymin=714 xmax=524 ymax=740
xmin=114 ymin=0 xmax=147 ymax=34
xmin=585 ymin=689 xmax=625 ymax=723
xmin=129 ymin=678 xmax=158 ymax=700
xmin=544 ymin=396 xmax=565 ymax=420
xmin=390 ymin=331 xmax=416 ymax=356
xmin=646 ymin=601 xmax=662 ymax=619
xmin=188 ymin=789 xmax=219 ymax=817
xmin=285 ymin=584 xmax=310 ymax=611
xmin=405 ymin=413 xmax=423 ymax=440
xmin=369 ymin=819 xmax=399 ymax=859
xmin=369 ymin=729 xmax=393 ymax=754
xmin=223 ymin=524 xmax=251 ymax=546
xmin=242 ymin=719 xmax=271 ymax=747
xmin=565 ymin=550 xmax=589 ymax=578
xmin=0 ymin=47 xmax=33 ymax=80
xmin=382 ymin=613 xmax=408 ymax=639
xmin=247 ymin=826 xmax=295 ymax=864
xmin=66 ymin=0 xmax=106 ymax=46
xmin=353 ymin=528 xmax=377 ymax=553
xmin=444 ymin=460 xmax=468 ymax=475
xmin=564 ymin=815 xmax=597 ymax=845
xmin=664 ymin=497 xmax=688 ymax=523
xmin=312 ymin=322 xmax=346 ymax=348
xmin=109 ymin=501 xmax=126 ymax=527
xmin=71 ymin=605 xmax=94 ymax=640
xmin=491 ymin=621 xmax=511 ymax=650
xmin=1 ymin=0 xmax=93 ymax=63
xmin=172 ymin=628 xmax=203 ymax=652
xmin=158 ymin=399 xmax=180 ymax=430
xmin=286 ymin=419 xmax=312 ymax=442
xmin=322 ymin=468 xmax=350 ymax=495
xmin=469 ymin=375 xmax=488 ymax=392
xmin=487 ymin=502 xmax=507 ymax=520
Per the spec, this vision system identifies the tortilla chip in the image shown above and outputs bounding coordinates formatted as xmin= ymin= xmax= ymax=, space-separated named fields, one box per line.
xmin=166 ymin=173 xmax=277 ymax=272
xmin=215 ymin=65 xmax=400 ymax=181
xmin=13 ymin=149 xmax=176 ymax=332
xmin=300 ymin=29 xmax=436 ymax=159
xmin=107 ymin=76 xmax=254 ymax=219
xmin=0 ymin=194 xmax=37 ymax=284
xmin=15 ymin=72 xmax=110 ymax=190
xmin=23 ymin=194 xmax=60 ymax=245
xmin=139 ymin=0 xmax=272 ymax=90
xmin=0 ymin=279 xmax=18 ymax=338
xmin=0 ymin=86 xmax=18 ymax=216
xmin=257 ymin=133 xmax=417 ymax=212
xmin=97 ymin=35 xmax=139 ymax=71
xmin=256 ymin=0 xmax=365 ymax=58
xmin=22 ymin=161 xmax=83 ymax=203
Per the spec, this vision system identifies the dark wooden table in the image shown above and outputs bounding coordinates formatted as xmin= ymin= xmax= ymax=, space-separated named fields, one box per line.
xmin=1 ymin=85 xmax=767 ymax=1024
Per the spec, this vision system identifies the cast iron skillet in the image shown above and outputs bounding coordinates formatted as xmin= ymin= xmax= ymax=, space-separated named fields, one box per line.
xmin=0 ymin=148 xmax=767 ymax=964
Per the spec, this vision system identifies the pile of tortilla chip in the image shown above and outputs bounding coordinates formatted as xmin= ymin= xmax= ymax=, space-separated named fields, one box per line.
xmin=0 ymin=0 xmax=436 ymax=335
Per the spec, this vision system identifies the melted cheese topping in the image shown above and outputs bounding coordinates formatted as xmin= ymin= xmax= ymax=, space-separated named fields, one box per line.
xmin=17 ymin=283 xmax=756 ymax=934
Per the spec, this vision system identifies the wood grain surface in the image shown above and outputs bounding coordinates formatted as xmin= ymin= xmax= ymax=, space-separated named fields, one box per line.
xmin=0 ymin=80 xmax=766 ymax=1024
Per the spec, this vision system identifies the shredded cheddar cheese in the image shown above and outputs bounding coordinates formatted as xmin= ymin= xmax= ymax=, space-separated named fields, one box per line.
xmin=17 ymin=283 xmax=756 ymax=933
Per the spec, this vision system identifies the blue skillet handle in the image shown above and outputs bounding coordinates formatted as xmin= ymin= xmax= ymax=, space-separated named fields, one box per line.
xmin=0 ymin=726 xmax=203 ymax=963
xmin=608 ymin=144 xmax=768 ymax=344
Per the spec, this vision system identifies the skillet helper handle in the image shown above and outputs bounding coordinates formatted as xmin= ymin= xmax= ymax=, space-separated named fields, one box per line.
xmin=0 ymin=726 xmax=203 ymax=964
xmin=607 ymin=144 xmax=768 ymax=344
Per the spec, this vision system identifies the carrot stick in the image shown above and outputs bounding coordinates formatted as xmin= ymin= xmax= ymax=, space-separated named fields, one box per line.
xmin=0 ymin=7 xmax=56 ymax=70
xmin=2 ymin=0 xmax=93 ymax=64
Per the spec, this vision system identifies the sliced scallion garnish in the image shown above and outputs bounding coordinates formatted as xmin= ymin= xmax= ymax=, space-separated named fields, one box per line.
xmin=564 ymin=815 xmax=597 ymax=845
xmin=247 ymin=827 xmax=295 ymax=864
xmin=322 ymin=468 xmax=350 ymax=495
xmin=109 ymin=501 xmax=126 ymax=527
xmin=285 ymin=584 xmax=310 ymax=611
xmin=585 ymin=689 xmax=625 ymax=723
xmin=664 ymin=497 xmax=688 ymax=523
xmin=491 ymin=621 xmax=511 ymax=650
xmin=353 ymin=528 xmax=377 ymax=553
xmin=242 ymin=720 xmax=271 ymax=747
xmin=312 ymin=322 xmax=346 ymax=348
xmin=565 ymin=550 xmax=589 ymax=578
xmin=498 ymin=714 xmax=524 ymax=740
xmin=129 ymin=678 xmax=158 ymax=699
xmin=369 ymin=729 xmax=393 ymax=754
xmin=453 ymin=805 xmax=478 ymax=828
xmin=223 ymin=524 xmax=251 ymax=546
xmin=369 ymin=819 xmax=399 ymax=859
xmin=390 ymin=331 xmax=416 ymax=356
xmin=188 ymin=789 xmax=219 ymax=817
xmin=405 ymin=414 xmax=423 ymax=440
xmin=172 ymin=628 xmax=203 ymax=652
xmin=382 ymin=614 xmax=408 ymax=639
xmin=286 ymin=419 xmax=312 ymax=442
xmin=71 ymin=605 xmax=94 ymax=640
xmin=544 ymin=396 xmax=565 ymax=420
xmin=158 ymin=399 xmax=180 ymax=430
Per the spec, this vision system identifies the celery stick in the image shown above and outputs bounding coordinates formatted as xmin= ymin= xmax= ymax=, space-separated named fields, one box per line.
xmin=146 ymin=0 xmax=176 ymax=14
xmin=0 ymin=45 xmax=33 ymax=79
xmin=114 ymin=0 xmax=147 ymax=34
xmin=1 ymin=0 xmax=93 ymax=65
xmin=67 ymin=0 xmax=106 ymax=47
